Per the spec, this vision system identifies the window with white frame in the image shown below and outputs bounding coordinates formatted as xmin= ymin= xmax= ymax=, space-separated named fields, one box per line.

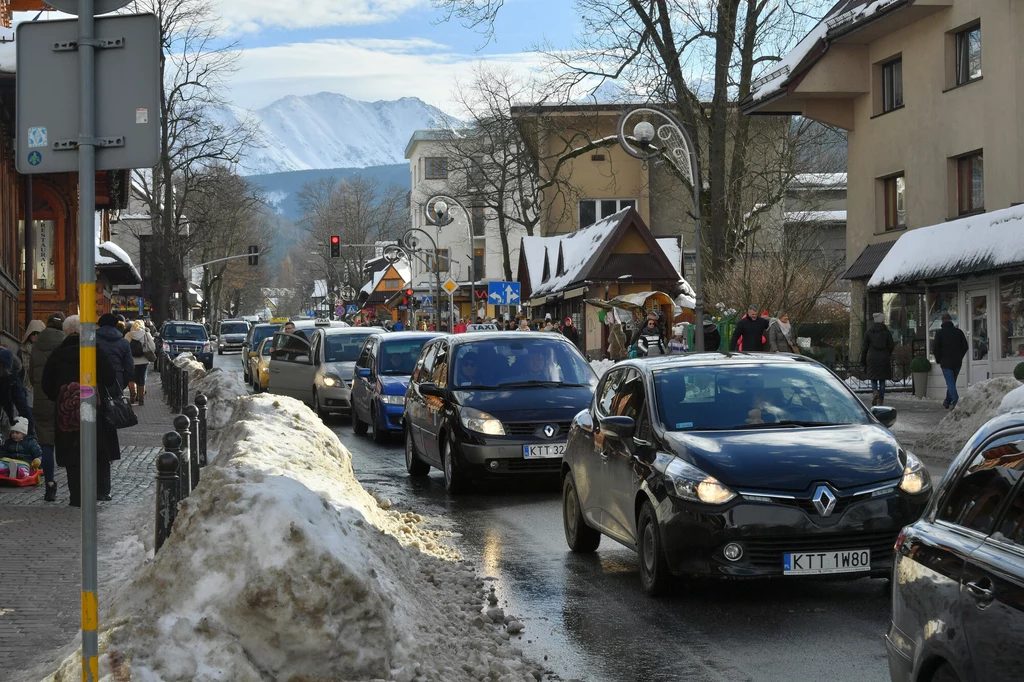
xmin=579 ymin=198 xmax=636 ymax=228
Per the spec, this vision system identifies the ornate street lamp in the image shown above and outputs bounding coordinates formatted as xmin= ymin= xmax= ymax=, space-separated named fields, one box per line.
xmin=616 ymin=106 xmax=705 ymax=352
xmin=425 ymin=195 xmax=477 ymax=320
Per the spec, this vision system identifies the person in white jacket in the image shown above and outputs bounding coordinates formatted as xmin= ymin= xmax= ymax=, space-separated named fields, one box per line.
xmin=124 ymin=319 xmax=156 ymax=405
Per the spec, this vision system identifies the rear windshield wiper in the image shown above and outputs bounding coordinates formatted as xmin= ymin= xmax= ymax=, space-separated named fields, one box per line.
xmin=735 ymin=420 xmax=845 ymax=430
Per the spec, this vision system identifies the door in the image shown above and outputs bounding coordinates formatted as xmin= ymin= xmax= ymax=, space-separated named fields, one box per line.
xmin=580 ymin=369 xmax=624 ymax=529
xmin=352 ymin=338 xmax=375 ymax=423
xmin=967 ymin=290 xmax=991 ymax=384
xmin=421 ymin=341 xmax=450 ymax=462
xmin=268 ymin=332 xmax=316 ymax=400
xmin=958 ymin=432 xmax=1024 ymax=681
xmin=408 ymin=342 xmax=439 ymax=455
xmin=601 ymin=368 xmax=649 ymax=544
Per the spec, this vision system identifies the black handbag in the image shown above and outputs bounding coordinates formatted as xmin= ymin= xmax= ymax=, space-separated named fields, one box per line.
xmin=101 ymin=384 xmax=138 ymax=429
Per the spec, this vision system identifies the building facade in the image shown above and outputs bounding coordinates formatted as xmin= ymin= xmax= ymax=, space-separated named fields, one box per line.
xmin=745 ymin=0 xmax=1024 ymax=395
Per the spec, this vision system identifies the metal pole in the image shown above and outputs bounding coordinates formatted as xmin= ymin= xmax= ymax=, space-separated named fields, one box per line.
xmin=154 ymin=451 xmax=180 ymax=552
xmin=174 ymin=416 xmax=191 ymax=497
xmin=194 ymin=393 xmax=208 ymax=466
xmin=77 ymin=2 xmax=100 ymax=680
xmin=689 ymin=147 xmax=705 ymax=353
xmin=24 ymin=176 xmax=33 ymax=327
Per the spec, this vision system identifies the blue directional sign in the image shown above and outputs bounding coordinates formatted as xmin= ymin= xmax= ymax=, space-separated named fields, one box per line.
xmin=487 ymin=281 xmax=521 ymax=306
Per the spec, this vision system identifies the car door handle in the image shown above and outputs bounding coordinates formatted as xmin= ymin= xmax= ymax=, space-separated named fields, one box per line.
xmin=966 ymin=579 xmax=994 ymax=602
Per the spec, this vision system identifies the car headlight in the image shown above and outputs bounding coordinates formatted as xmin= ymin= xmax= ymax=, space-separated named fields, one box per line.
xmin=899 ymin=450 xmax=931 ymax=495
xmin=203 ymin=343 xmax=211 ymax=353
xmin=323 ymin=373 xmax=343 ymax=387
xmin=664 ymin=458 xmax=736 ymax=505
xmin=460 ymin=406 xmax=505 ymax=436
xmin=381 ymin=394 xmax=405 ymax=405
xmin=162 ymin=342 xmax=170 ymax=353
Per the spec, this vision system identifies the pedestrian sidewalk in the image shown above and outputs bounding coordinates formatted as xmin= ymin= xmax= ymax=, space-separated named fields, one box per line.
xmin=0 ymin=373 xmax=178 ymax=678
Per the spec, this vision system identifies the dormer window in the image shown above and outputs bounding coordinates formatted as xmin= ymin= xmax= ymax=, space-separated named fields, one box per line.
xmin=541 ymin=247 xmax=551 ymax=283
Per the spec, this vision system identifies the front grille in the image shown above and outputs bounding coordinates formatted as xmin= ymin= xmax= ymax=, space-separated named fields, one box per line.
xmin=742 ymin=530 xmax=899 ymax=570
xmin=782 ymin=497 xmax=853 ymax=517
xmin=503 ymin=421 xmax=573 ymax=437
xmin=487 ymin=458 xmax=561 ymax=474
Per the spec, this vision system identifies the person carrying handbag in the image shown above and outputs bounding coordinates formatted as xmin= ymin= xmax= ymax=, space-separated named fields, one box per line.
xmin=124 ymin=319 xmax=158 ymax=405
xmin=768 ymin=311 xmax=800 ymax=354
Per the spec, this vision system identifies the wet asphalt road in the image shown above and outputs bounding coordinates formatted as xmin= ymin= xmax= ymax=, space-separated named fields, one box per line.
xmin=212 ymin=351 xmax=900 ymax=682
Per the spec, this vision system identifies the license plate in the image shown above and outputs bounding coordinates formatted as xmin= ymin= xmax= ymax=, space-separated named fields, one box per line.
xmin=523 ymin=443 xmax=566 ymax=459
xmin=783 ymin=549 xmax=871 ymax=575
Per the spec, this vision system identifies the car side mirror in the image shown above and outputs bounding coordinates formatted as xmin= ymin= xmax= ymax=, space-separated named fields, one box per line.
xmin=420 ymin=382 xmax=444 ymax=398
xmin=871 ymin=406 xmax=897 ymax=428
xmin=357 ymin=367 xmax=372 ymax=378
xmin=248 ymin=352 xmax=257 ymax=359
xmin=599 ymin=415 xmax=635 ymax=440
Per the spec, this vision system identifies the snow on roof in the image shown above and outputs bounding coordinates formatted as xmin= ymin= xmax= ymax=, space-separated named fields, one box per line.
xmin=531 ymin=209 xmax=626 ymax=297
xmin=790 ymin=173 xmax=847 ymax=189
xmin=656 ymin=238 xmax=681 ymax=277
xmin=519 ymin=235 xmax=549 ymax=292
xmin=96 ymin=241 xmax=141 ymax=282
xmin=868 ymin=204 xmax=1024 ymax=288
xmin=313 ymin=280 xmax=328 ymax=298
xmin=784 ymin=210 xmax=847 ymax=223
xmin=360 ymin=260 xmax=411 ymax=296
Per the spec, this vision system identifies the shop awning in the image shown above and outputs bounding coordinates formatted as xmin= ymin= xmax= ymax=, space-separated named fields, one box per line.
xmin=868 ymin=205 xmax=1024 ymax=288
xmin=844 ymin=240 xmax=896 ymax=280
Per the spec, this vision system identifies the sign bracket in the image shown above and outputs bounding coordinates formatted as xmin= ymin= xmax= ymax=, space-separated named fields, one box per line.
xmin=53 ymin=136 xmax=126 ymax=150
xmin=52 ymin=36 xmax=125 ymax=51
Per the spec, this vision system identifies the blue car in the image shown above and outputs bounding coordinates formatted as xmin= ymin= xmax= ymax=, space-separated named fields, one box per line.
xmin=159 ymin=321 xmax=214 ymax=370
xmin=351 ymin=332 xmax=442 ymax=443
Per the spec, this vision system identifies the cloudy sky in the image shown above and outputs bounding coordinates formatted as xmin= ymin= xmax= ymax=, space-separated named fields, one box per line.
xmin=17 ymin=0 xmax=577 ymax=115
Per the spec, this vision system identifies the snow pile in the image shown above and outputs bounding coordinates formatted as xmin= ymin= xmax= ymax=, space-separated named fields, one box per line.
xmin=171 ymin=352 xmax=206 ymax=381
xmin=191 ymin=369 xmax=250 ymax=433
xmin=42 ymin=394 xmax=543 ymax=682
xmin=999 ymin=383 xmax=1024 ymax=414
xmin=915 ymin=377 xmax=1022 ymax=459
xmin=590 ymin=358 xmax=616 ymax=377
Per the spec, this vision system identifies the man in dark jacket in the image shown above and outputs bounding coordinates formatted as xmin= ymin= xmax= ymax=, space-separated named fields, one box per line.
xmin=30 ymin=311 xmax=65 ymax=502
xmin=730 ymin=305 xmax=770 ymax=352
xmin=703 ymin=315 xmax=721 ymax=353
xmin=561 ymin=317 xmax=579 ymax=347
xmin=861 ymin=312 xmax=895 ymax=406
xmin=932 ymin=313 xmax=969 ymax=409
xmin=97 ymin=312 xmax=134 ymax=391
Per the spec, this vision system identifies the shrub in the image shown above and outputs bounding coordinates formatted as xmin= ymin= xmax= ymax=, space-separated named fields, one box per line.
xmin=1015 ymin=362 xmax=1024 ymax=382
xmin=909 ymin=356 xmax=932 ymax=373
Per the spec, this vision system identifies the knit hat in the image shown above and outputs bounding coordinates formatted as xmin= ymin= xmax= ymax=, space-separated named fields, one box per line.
xmin=98 ymin=313 xmax=119 ymax=328
xmin=873 ymin=312 xmax=885 ymax=323
xmin=46 ymin=311 xmax=65 ymax=329
xmin=10 ymin=417 xmax=29 ymax=436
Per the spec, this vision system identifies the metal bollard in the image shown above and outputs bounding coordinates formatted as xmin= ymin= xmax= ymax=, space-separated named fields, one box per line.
xmin=155 ymin=451 xmax=180 ymax=552
xmin=165 ymin=428 xmax=187 ymax=500
xmin=174 ymin=416 xmax=191 ymax=497
xmin=185 ymin=404 xmax=200 ymax=489
xmin=182 ymin=370 xmax=190 ymax=416
xmin=194 ymin=393 xmax=208 ymax=467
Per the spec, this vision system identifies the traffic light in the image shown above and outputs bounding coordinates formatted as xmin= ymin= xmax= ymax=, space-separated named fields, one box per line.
xmin=247 ymin=245 xmax=259 ymax=266
xmin=404 ymin=288 xmax=414 ymax=308
xmin=330 ymin=235 xmax=340 ymax=258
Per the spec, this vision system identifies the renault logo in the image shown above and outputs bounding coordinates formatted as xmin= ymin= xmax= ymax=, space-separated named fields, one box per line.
xmin=543 ymin=424 xmax=557 ymax=438
xmin=812 ymin=485 xmax=837 ymax=517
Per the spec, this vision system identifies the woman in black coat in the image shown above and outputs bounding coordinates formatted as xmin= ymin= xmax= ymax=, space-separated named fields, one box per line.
xmin=861 ymin=313 xmax=895 ymax=406
xmin=41 ymin=316 xmax=121 ymax=507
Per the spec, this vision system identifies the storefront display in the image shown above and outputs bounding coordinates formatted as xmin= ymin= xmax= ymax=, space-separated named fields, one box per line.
xmin=927 ymin=287 xmax=958 ymax=355
xmin=1000 ymin=274 xmax=1024 ymax=358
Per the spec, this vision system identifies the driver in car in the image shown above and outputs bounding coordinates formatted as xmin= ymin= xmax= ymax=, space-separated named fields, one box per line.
xmin=519 ymin=346 xmax=556 ymax=382
xmin=455 ymin=353 xmax=480 ymax=387
xmin=385 ymin=353 xmax=405 ymax=373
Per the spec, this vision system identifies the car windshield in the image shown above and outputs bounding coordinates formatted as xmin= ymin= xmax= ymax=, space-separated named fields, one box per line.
xmin=325 ymin=333 xmax=372 ymax=363
xmin=654 ymin=363 xmax=870 ymax=431
xmin=378 ymin=339 xmax=432 ymax=375
xmin=221 ymin=322 xmax=248 ymax=334
xmin=259 ymin=339 xmax=272 ymax=356
xmin=451 ymin=338 xmax=595 ymax=389
xmin=252 ymin=326 xmax=276 ymax=345
xmin=163 ymin=324 xmax=207 ymax=341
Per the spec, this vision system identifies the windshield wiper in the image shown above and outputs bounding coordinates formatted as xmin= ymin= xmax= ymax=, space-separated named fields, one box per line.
xmin=496 ymin=380 xmax=588 ymax=388
xmin=735 ymin=420 xmax=845 ymax=430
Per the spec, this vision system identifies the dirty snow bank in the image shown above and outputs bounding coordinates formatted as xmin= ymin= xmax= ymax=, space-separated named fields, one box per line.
xmin=43 ymin=394 xmax=543 ymax=682
xmin=590 ymin=358 xmax=616 ymax=377
xmin=999 ymin=383 xmax=1024 ymax=414
xmin=191 ymin=368 xmax=250 ymax=433
xmin=171 ymin=352 xmax=206 ymax=379
xmin=915 ymin=377 xmax=1021 ymax=460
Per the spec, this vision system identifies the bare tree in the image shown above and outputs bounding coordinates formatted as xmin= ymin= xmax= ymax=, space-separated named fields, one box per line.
xmin=128 ymin=0 xmax=258 ymax=324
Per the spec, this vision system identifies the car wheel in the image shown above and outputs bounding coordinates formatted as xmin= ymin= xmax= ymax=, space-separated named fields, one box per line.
xmin=563 ymin=472 xmax=600 ymax=552
xmin=352 ymin=404 xmax=368 ymax=435
xmin=405 ymin=426 xmax=430 ymax=476
xmin=370 ymin=405 xmax=387 ymax=444
xmin=637 ymin=500 xmax=671 ymax=597
xmin=931 ymin=664 xmax=961 ymax=682
xmin=442 ymin=437 xmax=468 ymax=494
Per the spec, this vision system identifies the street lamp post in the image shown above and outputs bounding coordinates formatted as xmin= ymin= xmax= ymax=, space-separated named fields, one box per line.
xmin=401 ymin=228 xmax=445 ymax=328
xmin=425 ymin=195 xmax=476 ymax=322
xmin=616 ymin=106 xmax=705 ymax=352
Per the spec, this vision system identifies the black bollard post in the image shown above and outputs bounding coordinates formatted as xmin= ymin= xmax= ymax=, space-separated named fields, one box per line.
xmin=194 ymin=393 xmax=208 ymax=467
xmin=185 ymin=404 xmax=200 ymax=489
xmin=171 ymin=365 xmax=180 ymax=412
xmin=182 ymin=369 xmax=190 ymax=416
xmin=174 ymin=416 xmax=191 ymax=498
xmin=155 ymin=451 xmax=180 ymax=552
xmin=164 ymin=429 xmax=186 ymax=500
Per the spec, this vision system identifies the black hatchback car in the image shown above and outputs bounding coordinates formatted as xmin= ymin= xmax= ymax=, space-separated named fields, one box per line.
xmin=887 ymin=410 xmax=1024 ymax=682
xmin=403 ymin=331 xmax=597 ymax=493
xmin=561 ymin=353 xmax=933 ymax=595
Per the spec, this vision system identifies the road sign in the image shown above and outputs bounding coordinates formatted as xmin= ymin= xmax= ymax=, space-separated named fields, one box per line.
xmin=347 ymin=304 xmax=359 ymax=315
xmin=487 ymin=281 xmax=521 ymax=306
xmin=421 ymin=296 xmax=434 ymax=307
xmin=44 ymin=0 xmax=133 ymax=13
xmin=443 ymin=278 xmax=459 ymax=295
xmin=16 ymin=14 xmax=161 ymax=174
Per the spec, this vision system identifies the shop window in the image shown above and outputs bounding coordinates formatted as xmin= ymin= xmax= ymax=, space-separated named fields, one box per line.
xmin=18 ymin=220 xmax=58 ymax=292
xmin=927 ymin=287 xmax=959 ymax=357
xmin=1000 ymin=274 xmax=1024 ymax=358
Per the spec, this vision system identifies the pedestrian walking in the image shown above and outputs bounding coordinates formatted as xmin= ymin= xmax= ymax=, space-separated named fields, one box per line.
xmin=668 ymin=325 xmax=688 ymax=354
xmin=702 ymin=315 xmax=721 ymax=353
xmin=730 ymin=305 xmax=770 ymax=352
xmin=97 ymin=313 xmax=134 ymax=392
xmin=125 ymin=319 xmax=157 ymax=405
xmin=562 ymin=317 xmax=579 ymax=346
xmin=30 ymin=311 xmax=64 ymax=502
xmin=41 ymin=316 xmax=121 ymax=506
xmin=18 ymin=319 xmax=46 ymax=405
xmin=767 ymin=311 xmax=799 ymax=353
xmin=932 ymin=312 xmax=969 ymax=409
xmin=608 ymin=322 xmax=628 ymax=361
xmin=861 ymin=312 xmax=895 ymax=406
xmin=637 ymin=317 xmax=667 ymax=356
xmin=542 ymin=313 xmax=554 ymax=332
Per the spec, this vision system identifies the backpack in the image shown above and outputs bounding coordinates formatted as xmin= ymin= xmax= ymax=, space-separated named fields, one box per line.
xmin=130 ymin=339 xmax=145 ymax=357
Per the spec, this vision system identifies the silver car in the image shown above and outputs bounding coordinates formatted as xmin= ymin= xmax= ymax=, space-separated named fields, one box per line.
xmin=267 ymin=326 xmax=383 ymax=416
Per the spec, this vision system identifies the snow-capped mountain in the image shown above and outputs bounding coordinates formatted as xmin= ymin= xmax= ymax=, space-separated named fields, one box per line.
xmin=222 ymin=93 xmax=456 ymax=175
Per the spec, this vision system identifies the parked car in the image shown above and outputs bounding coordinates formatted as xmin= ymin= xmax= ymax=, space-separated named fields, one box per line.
xmin=561 ymin=354 xmax=933 ymax=595
xmin=215 ymin=319 xmax=251 ymax=354
xmin=267 ymin=326 xmax=382 ymax=416
xmin=159 ymin=321 xmax=214 ymax=370
xmin=886 ymin=410 xmax=1024 ymax=682
xmin=403 ymin=331 xmax=597 ymax=494
xmin=352 ymin=332 xmax=442 ymax=443
xmin=248 ymin=337 xmax=273 ymax=392
xmin=241 ymin=323 xmax=279 ymax=383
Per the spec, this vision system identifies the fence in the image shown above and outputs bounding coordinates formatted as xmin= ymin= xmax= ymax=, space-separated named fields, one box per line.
xmin=154 ymin=361 xmax=210 ymax=551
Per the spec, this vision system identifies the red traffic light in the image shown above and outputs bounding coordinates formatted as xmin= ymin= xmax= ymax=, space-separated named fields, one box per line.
xmin=404 ymin=288 xmax=413 ymax=297
xmin=331 ymin=235 xmax=340 ymax=244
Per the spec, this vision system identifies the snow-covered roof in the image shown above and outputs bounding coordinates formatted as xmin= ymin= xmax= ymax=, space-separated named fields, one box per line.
xmin=784 ymin=210 xmax=847 ymax=223
xmin=868 ymin=204 xmax=1024 ymax=288
xmin=530 ymin=210 xmax=626 ymax=297
xmin=96 ymin=241 xmax=141 ymax=283
xmin=790 ymin=173 xmax=847 ymax=189
xmin=360 ymin=260 xmax=411 ymax=296
xmin=656 ymin=238 xmax=681 ymax=277
xmin=313 ymin=280 xmax=328 ymax=298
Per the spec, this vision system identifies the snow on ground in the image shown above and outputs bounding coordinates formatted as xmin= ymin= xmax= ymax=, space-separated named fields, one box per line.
xmin=915 ymin=377 xmax=1022 ymax=461
xmin=590 ymin=358 xmax=616 ymax=377
xmin=999 ymin=383 xmax=1024 ymax=414
xmin=191 ymin=369 xmax=250 ymax=434
xmin=43 ymin=394 xmax=543 ymax=682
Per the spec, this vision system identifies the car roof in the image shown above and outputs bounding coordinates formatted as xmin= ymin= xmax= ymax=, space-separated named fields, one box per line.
xmin=252 ymin=323 xmax=278 ymax=328
xmin=163 ymin=320 xmax=202 ymax=326
xmin=447 ymin=331 xmax=575 ymax=346
xmin=220 ymin=319 xmax=248 ymax=323
xmin=623 ymin=352 xmax=822 ymax=374
xmin=320 ymin=326 xmax=384 ymax=336
xmin=377 ymin=332 xmax=443 ymax=344
xmin=291 ymin=319 xmax=348 ymax=329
